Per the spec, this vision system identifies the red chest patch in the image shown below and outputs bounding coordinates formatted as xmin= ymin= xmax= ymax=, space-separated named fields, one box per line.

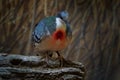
xmin=48 ymin=29 xmax=67 ymax=50
xmin=52 ymin=29 xmax=66 ymax=41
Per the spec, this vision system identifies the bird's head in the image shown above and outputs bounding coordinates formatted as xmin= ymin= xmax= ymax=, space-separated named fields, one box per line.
xmin=56 ymin=11 xmax=69 ymax=21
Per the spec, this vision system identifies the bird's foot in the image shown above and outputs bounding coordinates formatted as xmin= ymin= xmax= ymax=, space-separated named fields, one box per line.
xmin=56 ymin=51 xmax=64 ymax=67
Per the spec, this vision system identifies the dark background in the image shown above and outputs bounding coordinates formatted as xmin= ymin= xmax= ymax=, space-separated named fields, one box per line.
xmin=0 ymin=0 xmax=120 ymax=80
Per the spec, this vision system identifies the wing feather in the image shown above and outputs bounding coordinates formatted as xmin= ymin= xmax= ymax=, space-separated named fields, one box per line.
xmin=32 ymin=20 xmax=46 ymax=43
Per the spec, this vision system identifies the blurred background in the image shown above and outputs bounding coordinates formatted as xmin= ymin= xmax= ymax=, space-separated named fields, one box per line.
xmin=0 ymin=0 xmax=120 ymax=80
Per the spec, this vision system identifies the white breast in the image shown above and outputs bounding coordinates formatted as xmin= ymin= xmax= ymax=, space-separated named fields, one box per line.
xmin=56 ymin=18 xmax=66 ymax=29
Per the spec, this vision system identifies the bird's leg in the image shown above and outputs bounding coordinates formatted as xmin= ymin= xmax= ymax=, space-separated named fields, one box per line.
xmin=56 ymin=51 xmax=64 ymax=67
xmin=45 ymin=51 xmax=51 ymax=66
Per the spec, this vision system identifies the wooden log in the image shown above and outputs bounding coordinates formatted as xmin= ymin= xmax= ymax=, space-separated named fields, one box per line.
xmin=0 ymin=54 xmax=85 ymax=80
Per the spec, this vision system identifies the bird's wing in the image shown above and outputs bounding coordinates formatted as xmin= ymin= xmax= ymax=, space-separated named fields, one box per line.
xmin=32 ymin=16 xmax=56 ymax=43
xmin=32 ymin=19 xmax=48 ymax=43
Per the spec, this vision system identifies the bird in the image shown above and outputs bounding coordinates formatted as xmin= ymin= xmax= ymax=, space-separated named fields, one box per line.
xmin=32 ymin=11 xmax=72 ymax=66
